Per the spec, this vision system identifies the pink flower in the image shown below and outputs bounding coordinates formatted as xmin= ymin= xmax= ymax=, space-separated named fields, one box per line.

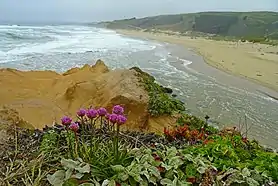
xmin=105 ymin=113 xmax=110 ymax=120
xmin=117 ymin=115 xmax=127 ymax=125
xmin=109 ymin=114 xmax=118 ymax=123
xmin=77 ymin=108 xmax=86 ymax=117
xmin=69 ymin=122 xmax=79 ymax=132
xmin=61 ymin=116 xmax=72 ymax=126
xmin=97 ymin=107 xmax=107 ymax=116
xmin=86 ymin=109 xmax=98 ymax=119
xmin=112 ymin=105 xmax=124 ymax=115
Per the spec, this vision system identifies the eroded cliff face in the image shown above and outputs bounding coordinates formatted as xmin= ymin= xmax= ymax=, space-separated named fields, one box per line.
xmin=0 ymin=60 xmax=176 ymax=132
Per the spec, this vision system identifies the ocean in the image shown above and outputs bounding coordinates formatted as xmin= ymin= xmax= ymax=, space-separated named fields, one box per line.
xmin=0 ymin=24 xmax=277 ymax=148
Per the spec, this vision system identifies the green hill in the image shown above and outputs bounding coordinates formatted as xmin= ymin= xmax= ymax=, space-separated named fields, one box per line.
xmin=104 ymin=11 xmax=278 ymax=40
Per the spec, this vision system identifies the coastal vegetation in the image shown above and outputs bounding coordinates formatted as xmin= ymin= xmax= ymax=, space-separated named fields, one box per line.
xmin=0 ymin=67 xmax=277 ymax=186
xmin=103 ymin=11 xmax=278 ymax=45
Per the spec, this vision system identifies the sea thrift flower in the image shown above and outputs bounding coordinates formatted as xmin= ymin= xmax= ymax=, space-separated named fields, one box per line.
xmin=112 ymin=105 xmax=124 ymax=115
xmin=77 ymin=108 xmax=86 ymax=117
xmin=61 ymin=116 xmax=72 ymax=126
xmin=105 ymin=113 xmax=110 ymax=120
xmin=69 ymin=122 xmax=79 ymax=132
xmin=97 ymin=107 xmax=107 ymax=116
xmin=117 ymin=115 xmax=127 ymax=125
xmin=86 ymin=109 xmax=98 ymax=119
xmin=109 ymin=114 xmax=118 ymax=124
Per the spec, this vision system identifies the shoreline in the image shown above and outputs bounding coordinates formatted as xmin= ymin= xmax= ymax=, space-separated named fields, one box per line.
xmin=115 ymin=29 xmax=278 ymax=96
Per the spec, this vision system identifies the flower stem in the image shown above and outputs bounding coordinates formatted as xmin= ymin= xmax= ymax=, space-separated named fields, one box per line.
xmin=74 ymin=132 xmax=79 ymax=158
xmin=116 ymin=124 xmax=119 ymax=161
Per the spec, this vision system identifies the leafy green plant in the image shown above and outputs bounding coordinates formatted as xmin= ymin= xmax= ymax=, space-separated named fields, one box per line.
xmin=40 ymin=129 xmax=60 ymax=155
xmin=131 ymin=66 xmax=185 ymax=116
xmin=47 ymin=158 xmax=91 ymax=186
xmin=108 ymin=146 xmax=215 ymax=185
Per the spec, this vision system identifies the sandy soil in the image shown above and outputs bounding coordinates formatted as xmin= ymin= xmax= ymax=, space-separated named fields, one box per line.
xmin=0 ymin=60 xmax=177 ymax=131
xmin=116 ymin=29 xmax=278 ymax=93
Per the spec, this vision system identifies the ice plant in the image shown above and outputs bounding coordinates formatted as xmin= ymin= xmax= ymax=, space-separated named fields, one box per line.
xmin=77 ymin=108 xmax=86 ymax=117
xmin=112 ymin=105 xmax=124 ymax=115
xmin=61 ymin=116 xmax=72 ymax=126
xmin=86 ymin=108 xmax=98 ymax=119
xmin=97 ymin=107 xmax=107 ymax=116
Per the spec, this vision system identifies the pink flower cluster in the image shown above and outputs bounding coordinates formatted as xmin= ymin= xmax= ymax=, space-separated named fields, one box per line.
xmin=61 ymin=105 xmax=127 ymax=132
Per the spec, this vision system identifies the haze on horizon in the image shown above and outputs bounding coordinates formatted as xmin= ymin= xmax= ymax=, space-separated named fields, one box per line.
xmin=0 ymin=0 xmax=277 ymax=23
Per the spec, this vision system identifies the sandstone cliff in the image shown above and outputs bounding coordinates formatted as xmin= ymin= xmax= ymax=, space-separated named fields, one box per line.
xmin=0 ymin=60 xmax=177 ymax=132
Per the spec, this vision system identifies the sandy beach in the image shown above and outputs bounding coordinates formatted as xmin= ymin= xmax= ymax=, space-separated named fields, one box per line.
xmin=116 ymin=29 xmax=278 ymax=93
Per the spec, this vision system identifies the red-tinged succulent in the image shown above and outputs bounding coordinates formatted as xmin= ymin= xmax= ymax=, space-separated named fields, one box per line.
xmin=164 ymin=127 xmax=170 ymax=136
xmin=198 ymin=132 xmax=205 ymax=140
xmin=152 ymin=154 xmax=161 ymax=161
xmin=116 ymin=182 xmax=121 ymax=186
xmin=204 ymin=139 xmax=214 ymax=145
xmin=242 ymin=137 xmax=248 ymax=143
xmin=187 ymin=176 xmax=197 ymax=183
xmin=190 ymin=129 xmax=199 ymax=137
xmin=157 ymin=166 xmax=165 ymax=173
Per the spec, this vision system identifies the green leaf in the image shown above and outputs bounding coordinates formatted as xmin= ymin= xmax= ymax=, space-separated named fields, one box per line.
xmin=118 ymin=172 xmax=129 ymax=181
xmin=197 ymin=167 xmax=206 ymax=174
xmin=161 ymin=178 xmax=173 ymax=185
xmin=140 ymin=154 xmax=153 ymax=164
xmin=173 ymin=176 xmax=178 ymax=186
xmin=165 ymin=169 xmax=174 ymax=179
xmin=161 ymin=162 xmax=173 ymax=171
xmin=178 ymin=180 xmax=192 ymax=186
xmin=108 ymin=180 xmax=116 ymax=186
xmin=73 ymin=172 xmax=84 ymax=179
xmin=166 ymin=147 xmax=178 ymax=159
xmin=141 ymin=170 xmax=150 ymax=181
xmin=242 ymin=168 xmax=251 ymax=178
xmin=149 ymin=166 xmax=161 ymax=178
xmin=79 ymin=184 xmax=94 ymax=186
xmin=139 ymin=178 xmax=148 ymax=186
xmin=182 ymin=154 xmax=193 ymax=162
xmin=61 ymin=159 xmax=79 ymax=170
xmin=76 ymin=163 xmax=90 ymax=173
xmin=63 ymin=179 xmax=79 ymax=186
xmin=47 ymin=170 xmax=65 ymax=186
xmin=169 ymin=156 xmax=183 ymax=169
xmin=101 ymin=180 xmax=110 ymax=186
xmin=65 ymin=169 xmax=73 ymax=180
xmin=246 ymin=177 xmax=260 ymax=186
xmin=149 ymin=176 xmax=157 ymax=185
xmin=111 ymin=165 xmax=125 ymax=173
xmin=129 ymin=171 xmax=142 ymax=182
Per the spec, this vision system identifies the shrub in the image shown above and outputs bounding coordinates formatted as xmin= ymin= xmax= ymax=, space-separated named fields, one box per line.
xmin=131 ymin=67 xmax=185 ymax=116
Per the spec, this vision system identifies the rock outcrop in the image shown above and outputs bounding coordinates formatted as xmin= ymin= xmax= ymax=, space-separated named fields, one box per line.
xmin=0 ymin=60 xmax=176 ymax=132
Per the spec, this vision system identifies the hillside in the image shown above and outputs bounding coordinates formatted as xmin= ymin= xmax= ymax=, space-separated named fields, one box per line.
xmin=104 ymin=11 xmax=278 ymax=40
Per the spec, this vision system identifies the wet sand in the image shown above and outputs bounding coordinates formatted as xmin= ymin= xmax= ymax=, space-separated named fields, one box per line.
xmin=116 ymin=29 xmax=278 ymax=96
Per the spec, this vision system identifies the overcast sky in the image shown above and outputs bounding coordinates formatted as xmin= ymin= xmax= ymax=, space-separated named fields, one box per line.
xmin=0 ymin=0 xmax=277 ymax=23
